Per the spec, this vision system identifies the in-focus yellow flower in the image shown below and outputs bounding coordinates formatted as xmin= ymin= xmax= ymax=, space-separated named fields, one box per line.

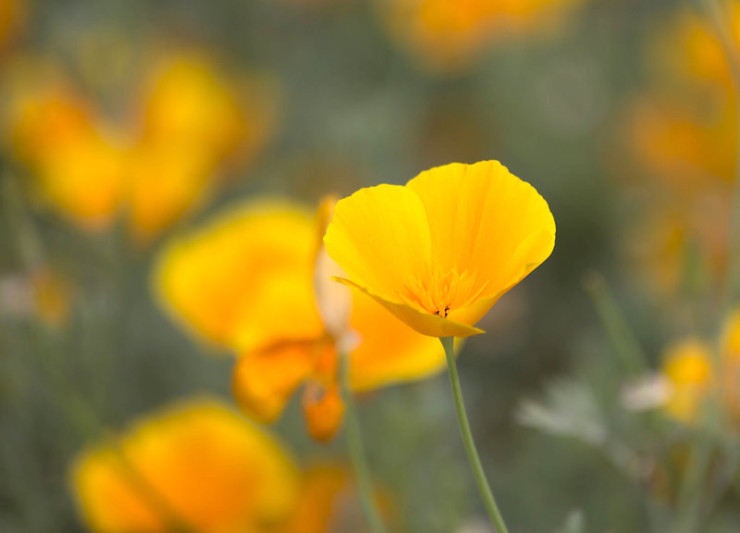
xmin=379 ymin=0 xmax=584 ymax=73
xmin=70 ymin=398 xmax=300 ymax=533
xmin=323 ymin=160 xmax=555 ymax=338
xmin=155 ymin=199 xmax=445 ymax=441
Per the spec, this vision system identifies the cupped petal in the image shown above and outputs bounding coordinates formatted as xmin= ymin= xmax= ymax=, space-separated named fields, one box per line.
xmin=154 ymin=200 xmax=322 ymax=350
xmin=334 ymin=277 xmax=483 ymax=338
xmin=233 ymin=341 xmax=315 ymax=423
xmin=348 ymin=288 xmax=448 ymax=391
xmin=126 ymin=142 xmax=215 ymax=242
xmin=323 ymin=184 xmax=432 ymax=306
xmin=406 ymin=160 xmax=555 ymax=304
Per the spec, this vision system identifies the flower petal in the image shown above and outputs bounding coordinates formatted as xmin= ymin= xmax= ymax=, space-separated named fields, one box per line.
xmin=348 ymin=288 xmax=448 ymax=391
xmin=324 ymin=183 xmax=431 ymax=306
xmin=70 ymin=399 xmax=300 ymax=532
xmin=233 ymin=341 xmax=315 ymax=422
xmin=334 ymin=277 xmax=483 ymax=338
xmin=154 ymin=200 xmax=322 ymax=350
xmin=406 ymin=160 xmax=556 ymax=302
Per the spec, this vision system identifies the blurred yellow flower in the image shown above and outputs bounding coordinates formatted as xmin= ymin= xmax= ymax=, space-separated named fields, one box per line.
xmin=70 ymin=398 xmax=300 ymax=533
xmin=155 ymin=199 xmax=445 ymax=440
xmin=2 ymin=52 xmax=276 ymax=240
xmin=379 ymin=0 xmax=584 ymax=73
xmin=660 ymin=310 xmax=740 ymax=423
xmin=323 ymin=160 xmax=555 ymax=338
xmin=3 ymin=75 xmax=127 ymax=229
xmin=661 ymin=339 xmax=713 ymax=423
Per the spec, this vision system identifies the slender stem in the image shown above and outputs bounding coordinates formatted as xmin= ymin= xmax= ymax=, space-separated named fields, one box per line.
xmin=584 ymin=274 xmax=649 ymax=375
xmin=675 ymin=434 xmax=714 ymax=533
xmin=441 ymin=337 xmax=510 ymax=533
xmin=339 ymin=350 xmax=387 ymax=533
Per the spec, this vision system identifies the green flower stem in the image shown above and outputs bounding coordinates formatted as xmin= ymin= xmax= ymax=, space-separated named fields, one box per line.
xmin=339 ymin=349 xmax=387 ymax=533
xmin=584 ymin=274 xmax=649 ymax=375
xmin=441 ymin=336 xmax=510 ymax=533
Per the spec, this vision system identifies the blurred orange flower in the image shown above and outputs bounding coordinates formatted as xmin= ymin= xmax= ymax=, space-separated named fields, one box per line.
xmin=0 ymin=0 xmax=24 ymax=53
xmin=155 ymin=198 xmax=446 ymax=441
xmin=323 ymin=160 xmax=555 ymax=338
xmin=378 ymin=0 xmax=584 ymax=73
xmin=70 ymin=398 xmax=300 ymax=533
xmin=623 ymin=4 xmax=740 ymax=296
xmin=2 ymin=65 xmax=127 ymax=229
xmin=1 ymin=52 xmax=276 ymax=240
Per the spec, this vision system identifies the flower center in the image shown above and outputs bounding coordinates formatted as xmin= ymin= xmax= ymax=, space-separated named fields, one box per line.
xmin=398 ymin=266 xmax=487 ymax=317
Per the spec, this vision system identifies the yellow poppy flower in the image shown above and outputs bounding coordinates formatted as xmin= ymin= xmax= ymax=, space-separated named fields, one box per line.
xmin=155 ymin=198 xmax=445 ymax=440
xmin=323 ymin=160 xmax=555 ymax=338
xmin=70 ymin=398 xmax=300 ymax=533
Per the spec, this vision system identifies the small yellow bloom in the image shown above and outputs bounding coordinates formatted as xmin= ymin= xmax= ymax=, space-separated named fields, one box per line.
xmin=661 ymin=339 xmax=714 ymax=423
xmin=155 ymin=199 xmax=446 ymax=440
xmin=658 ymin=310 xmax=740 ymax=424
xmin=324 ymin=160 xmax=555 ymax=338
xmin=70 ymin=398 xmax=300 ymax=533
